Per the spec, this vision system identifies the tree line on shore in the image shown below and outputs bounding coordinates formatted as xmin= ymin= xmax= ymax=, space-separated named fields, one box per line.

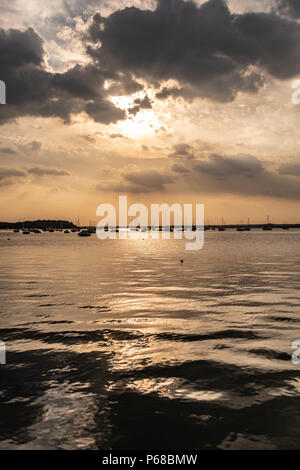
xmin=0 ymin=220 xmax=76 ymax=230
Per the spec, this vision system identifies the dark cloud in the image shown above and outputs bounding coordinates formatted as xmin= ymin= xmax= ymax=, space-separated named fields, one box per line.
xmin=123 ymin=169 xmax=175 ymax=191
xmin=52 ymin=64 xmax=107 ymax=100
xmin=0 ymin=27 xmax=44 ymax=69
xmin=156 ymin=86 xmax=196 ymax=101
xmin=0 ymin=146 xmax=16 ymax=155
xmin=30 ymin=141 xmax=42 ymax=152
xmin=193 ymin=154 xmax=264 ymax=178
xmin=2 ymin=0 xmax=300 ymax=127
xmin=85 ymin=98 xmax=125 ymax=123
xmin=109 ymin=133 xmax=127 ymax=139
xmin=235 ymin=10 xmax=300 ymax=80
xmin=129 ymin=95 xmax=153 ymax=115
xmin=96 ymin=181 xmax=154 ymax=193
xmin=0 ymin=167 xmax=26 ymax=187
xmin=105 ymin=72 xmax=143 ymax=96
xmin=95 ymin=154 xmax=300 ymax=199
xmin=133 ymin=96 xmax=152 ymax=109
xmin=0 ymin=28 xmax=125 ymax=125
xmin=171 ymin=163 xmax=190 ymax=173
xmin=98 ymin=168 xmax=176 ymax=193
xmin=169 ymin=144 xmax=195 ymax=159
xmin=187 ymin=153 xmax=300 ymax=200
xmin=28 ymin=167 xmax=70 ymax=176
xmin=0 ymin=180 xmax=15 ymax=188
xmin=277 ymin=162 xmax=300 ymax=176
xmin=88 ymin=0 xmax=300 ymax=102
xmin=0 ymin=168 xmax=26 ymax=179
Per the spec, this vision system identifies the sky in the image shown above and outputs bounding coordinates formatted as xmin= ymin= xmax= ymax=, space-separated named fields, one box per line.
xmin=0 ymin=0 xmax=299 ymax=224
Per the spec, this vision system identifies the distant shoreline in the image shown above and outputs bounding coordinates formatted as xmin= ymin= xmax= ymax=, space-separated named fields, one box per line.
xmin=0 ymin=220 xmax=76 ymax=230
xmin=1 ymin=220 xmax=300 ymax=230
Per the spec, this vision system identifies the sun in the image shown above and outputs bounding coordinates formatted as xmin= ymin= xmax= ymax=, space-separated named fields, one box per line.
xmin=110 ymin=94 xmax=162 ymax=139
xmin=118 ymin=110 xmax=161 ymax=139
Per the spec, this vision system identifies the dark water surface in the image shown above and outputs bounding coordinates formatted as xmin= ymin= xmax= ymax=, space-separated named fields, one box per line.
xmin=1 ymin=230 xmax=300 ymax=449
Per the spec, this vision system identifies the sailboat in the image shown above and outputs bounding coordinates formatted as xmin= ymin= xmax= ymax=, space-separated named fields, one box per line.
xmin=244 ymin=218 xmax=251 ymax=231
xmin=218 ymin=217 xmax=226 ymax=231
xmin=263 ymin=215 xmax=272 ymax=231
xmin=237 ymin=218 xmax=245 ymax=231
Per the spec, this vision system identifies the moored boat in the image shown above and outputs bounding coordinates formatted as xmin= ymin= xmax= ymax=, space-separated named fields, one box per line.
xmin=78 ymin=230 xmax=91 ymax=237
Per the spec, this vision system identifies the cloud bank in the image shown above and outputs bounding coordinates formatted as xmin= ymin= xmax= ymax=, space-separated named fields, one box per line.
xmin=88 ymin=0 xmax=300 ymax=101
xmin=1 ymin=0 xmax=300 ymax=125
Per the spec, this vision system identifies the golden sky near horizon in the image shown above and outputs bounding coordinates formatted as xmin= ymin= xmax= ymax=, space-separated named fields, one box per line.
xmin=0 ymin=0 xmax=300 ymax=224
